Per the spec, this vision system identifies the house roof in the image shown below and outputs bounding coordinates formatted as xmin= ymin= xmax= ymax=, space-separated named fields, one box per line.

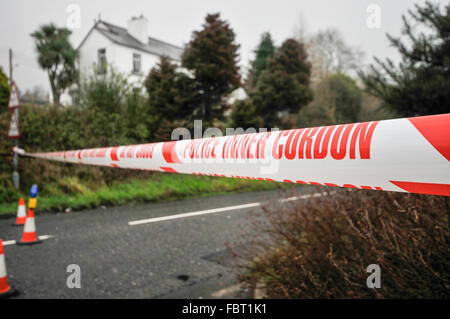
xmin=80 ymin=20 xmax=184 ymax=61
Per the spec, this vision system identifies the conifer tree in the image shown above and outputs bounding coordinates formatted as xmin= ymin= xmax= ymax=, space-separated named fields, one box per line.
xmin=182 ymin=13 xmax=241 ymax=126
xmin=360 ymin=1 xmax=450 ymax=116
xmin=145 ymin=56 xmax=198 ymax=136
xmin=247 ymin=32 xmax=276 ymax=90
xmin=251 ymin=38 xmax=313 ymax=128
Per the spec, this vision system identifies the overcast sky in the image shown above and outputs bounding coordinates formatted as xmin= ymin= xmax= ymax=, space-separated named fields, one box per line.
xmin=0 ymin=0 xmax=431 ymax=94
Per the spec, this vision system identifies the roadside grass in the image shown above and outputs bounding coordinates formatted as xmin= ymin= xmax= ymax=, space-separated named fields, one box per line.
xmin=0 ymin=172 xmax=291 ymax=216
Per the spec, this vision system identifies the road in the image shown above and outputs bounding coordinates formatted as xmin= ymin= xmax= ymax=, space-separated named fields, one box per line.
xmin=0 ymin=186 xmax=321 ymax=299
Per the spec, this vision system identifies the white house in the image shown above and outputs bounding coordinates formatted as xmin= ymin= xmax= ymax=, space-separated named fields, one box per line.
xmin=77 ymin=15 xmax=183 ymax=86
xmin=67 ymin=15 xmax=246 ymax=108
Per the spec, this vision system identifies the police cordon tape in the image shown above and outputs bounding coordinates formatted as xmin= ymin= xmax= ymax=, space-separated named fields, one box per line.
xmin=13 ymin=113 xmax=450 ymax=196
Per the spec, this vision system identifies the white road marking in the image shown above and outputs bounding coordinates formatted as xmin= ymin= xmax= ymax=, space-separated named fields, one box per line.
xmin=129 ymin=202 xmax=261 ymax=226
xmin=38 ymin=235 xmax=53 ymax=241
xmin=128 ymin=191 xmax=332 ymax=226
xmin=211 ymin=284 xmax=242 ymax=298
xmin=2 ymin=240 xmax=16 ymax=246
xmin=2 ymin=235 xmax=54 ymax=246
xmin=279 ymin=191 xmax=331 ymax=203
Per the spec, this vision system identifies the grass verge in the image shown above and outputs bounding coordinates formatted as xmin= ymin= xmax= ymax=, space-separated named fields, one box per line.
xmin=0 ymin=172 xmax=291 ymax=216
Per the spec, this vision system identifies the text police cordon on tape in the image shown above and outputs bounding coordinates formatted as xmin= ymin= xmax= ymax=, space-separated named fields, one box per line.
xmin=13 ymin=113 xmax=450 ymax=196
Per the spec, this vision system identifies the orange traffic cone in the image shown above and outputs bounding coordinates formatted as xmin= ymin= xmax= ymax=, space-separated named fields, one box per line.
xmin=0 ymin=239 xmax=19 ymax=298
xmin=13 ymin=198 xmax=27 ymax=226
xmin=17 ymin=209 xmax=42 ymax=245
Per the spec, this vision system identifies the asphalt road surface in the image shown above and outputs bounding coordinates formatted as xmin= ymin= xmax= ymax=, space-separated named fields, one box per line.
xmin=0 ymin=186 xmax=323 ymax=299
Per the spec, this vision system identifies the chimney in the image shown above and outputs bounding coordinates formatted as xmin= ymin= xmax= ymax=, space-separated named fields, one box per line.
xmin=127 ymin=14 xmax=148 ymax=43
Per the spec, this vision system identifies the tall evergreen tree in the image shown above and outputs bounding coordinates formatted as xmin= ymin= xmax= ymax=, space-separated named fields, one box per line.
xmin=31 ymin=24 xmax=78 ymax=106
xmin=360 ymin=1 xmax=450 ymax=116
xmin=247 ymin=32 xmax=276 ymax=90
xmin=251 ymin=38 xmax=313 ymax=128
xmin=182 ymin=13 xmax=241 ymax=126
xmin=145 ymin=56 xmax=198 ymax=136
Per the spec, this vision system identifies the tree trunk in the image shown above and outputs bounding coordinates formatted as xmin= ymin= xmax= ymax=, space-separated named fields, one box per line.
xmin=48 ymin=71 xmax=61 ymax=107
xmin=53 ymin=92 xmax=61 ymax=107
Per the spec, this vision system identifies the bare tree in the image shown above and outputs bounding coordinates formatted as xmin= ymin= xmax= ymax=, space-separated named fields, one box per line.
xmin=293 ymin=13 xmax=309 ymax=43
xmin=303 ymin=28 xmax=364 ymax=85
xmin=21 ymin=86 xmax=50 ymax=104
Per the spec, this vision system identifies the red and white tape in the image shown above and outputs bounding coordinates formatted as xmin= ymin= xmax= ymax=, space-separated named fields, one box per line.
xmin=14 ymin=114 xmax=450 ymax=196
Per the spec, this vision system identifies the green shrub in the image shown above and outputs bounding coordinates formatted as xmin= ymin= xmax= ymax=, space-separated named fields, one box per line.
xmin=0 ymin=173 xmax=20 ymax=203
xmin=298 ymin=73 xmax=363 ymax=128
xmin=79 ymin=64 xmax=131 ymax=114
xmin=230 ymin=99 xmax=262 ymax=129
xmin=0 ymin=63 xmax=154 ymax=198
xmin=0 ymin=66 xmax=10 ymax=112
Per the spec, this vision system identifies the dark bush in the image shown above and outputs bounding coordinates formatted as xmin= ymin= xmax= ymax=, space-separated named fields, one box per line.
xmin=0 ymin=66 xmax=10 ymax=113
xmin=234 ymin=189 xmax=450 ymax=298
xmin=0 ymin=178 xmax=20 ymax=203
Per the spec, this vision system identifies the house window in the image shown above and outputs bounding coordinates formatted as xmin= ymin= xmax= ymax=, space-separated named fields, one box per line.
xmin=98 ymin=48 xmax=106 ymax=74
xmin=133 ymin=53 xmax=141 ymax=73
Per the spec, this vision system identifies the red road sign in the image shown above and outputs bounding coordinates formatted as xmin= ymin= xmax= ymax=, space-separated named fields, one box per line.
xmin=8 ymin=81 xmax=20 ymax=109
xmin=7 ymin=108 xmax=20 ymax=139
